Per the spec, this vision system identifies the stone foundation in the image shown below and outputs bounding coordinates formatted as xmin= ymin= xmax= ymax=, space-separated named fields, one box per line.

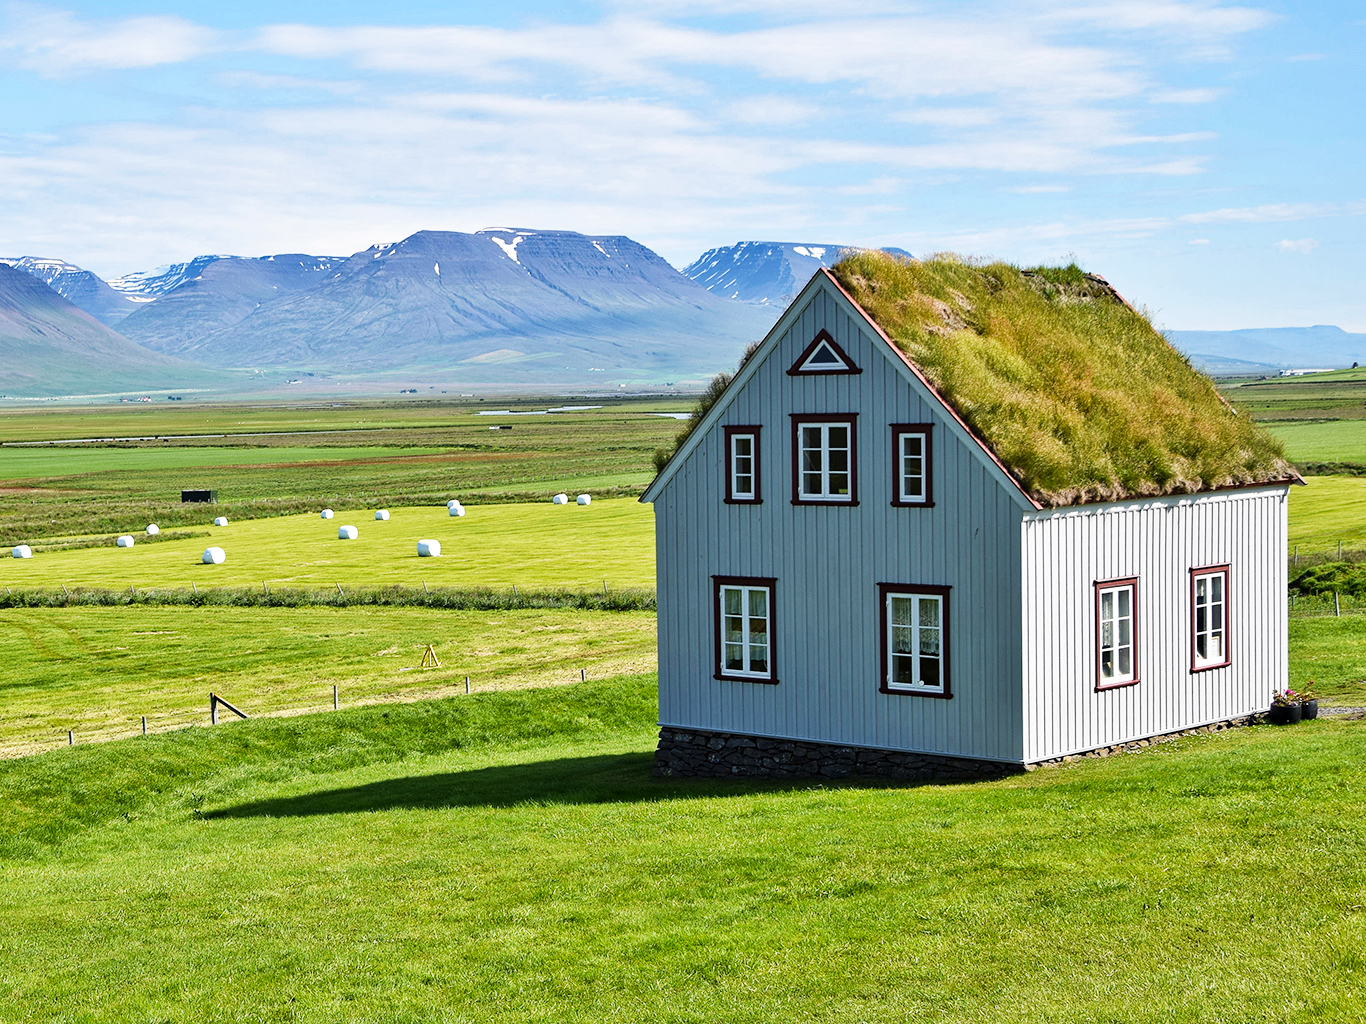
xmin=654 ymin=713 xmax=1269 ymax=781
xmin=653 ymin=727 xmax=1020 ymax=781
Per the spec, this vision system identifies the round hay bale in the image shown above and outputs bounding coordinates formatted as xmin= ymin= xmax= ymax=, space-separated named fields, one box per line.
xmin=417 ymin=539 xmax=441 ymax=557
xmin=448 ymin=504 xmax=465 ymax=517
xmin=576 ymin=494 xmax=591 ymax=505
xmin=11 ymin=544 xmax=32 ymax=559
xmin=213 ymin=516 xmax=229 ymax=527
xmin=146 ymin=523 xmax=160 ymax=536
xmin=552 ymin=493 xmax=569 ymax=505
xmin=447 ymin=499 xmax=460 ymax=509
xmin=320 ymin=508 xmax=334 ymax=519
xmin=202 ymin=546 xmax=226 ymax=564
xmin=116 ymin=535 xmax=135 ymax=548
xmin=375 ymin=509 xmax=390 ymax=521
xmin=338 ymin=525 xmax=358 ymax=540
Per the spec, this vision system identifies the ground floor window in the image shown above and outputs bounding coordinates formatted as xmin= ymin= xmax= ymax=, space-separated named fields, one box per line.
xmin=878 ymin=583 xmax=951 ymax=697
xmin=1095 ymin=578 xmax=1139 ymax=689
xmin=713 ymin=576 xmax=777 ymax=683
xmin=1191 ymin=565 xmax=1230 ymax=671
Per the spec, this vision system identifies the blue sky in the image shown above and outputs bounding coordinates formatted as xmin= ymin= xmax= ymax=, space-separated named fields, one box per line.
xmin=1 ymin=0 xmax=1362 ymax=330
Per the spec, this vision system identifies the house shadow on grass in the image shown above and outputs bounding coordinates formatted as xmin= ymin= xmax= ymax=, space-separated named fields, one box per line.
xmin=206 ymin=751 xmax=946 ymax=819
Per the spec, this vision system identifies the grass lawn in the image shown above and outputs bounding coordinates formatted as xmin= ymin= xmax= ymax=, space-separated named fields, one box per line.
xmin=1262 ymin=418 xmax=1366 ymax=463
xmin=1288 ymin=616 xmax=1366 ymax=704
xmin=0 ymin=673 xmax=1363 ymax=1022
xmin=0 ymin=605 xmax=656 ymax=756
xmin=1287 ymin=476 xmax=1366 ymax=553
xmin=0 ymin=498 xmax=654 ymax=591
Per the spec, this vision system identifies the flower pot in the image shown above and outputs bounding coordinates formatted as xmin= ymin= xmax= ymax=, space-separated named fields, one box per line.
xmin=1269 ymin=703 xmax=1302 ymax=725
xmin=1300 ymin=699 xmax=1318 ymax=721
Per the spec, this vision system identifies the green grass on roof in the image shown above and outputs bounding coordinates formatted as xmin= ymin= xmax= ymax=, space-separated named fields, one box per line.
xmin=832 ymin=252 xmax=1296 ymax=507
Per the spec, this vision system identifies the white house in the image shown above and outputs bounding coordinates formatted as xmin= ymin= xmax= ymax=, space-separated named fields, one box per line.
xmin=643 ymin=255 xmax=1299 ymax=779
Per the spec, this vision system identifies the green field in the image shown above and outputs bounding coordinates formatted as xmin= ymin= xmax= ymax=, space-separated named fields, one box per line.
xmin=0 ymin=604 xmax=655 ymax=757
xmin=1262 ymin=420 xmax=1366 ymax=464
xmin=0 ymin=498 xmax=655 ymax=591
xmin=0 ymin=397 xmax=687 ymax=545
xmin=1287 ymin=476 xmax=1366 ymax=552
xmin=0 ymin=673 xmax=1362 ymax=1022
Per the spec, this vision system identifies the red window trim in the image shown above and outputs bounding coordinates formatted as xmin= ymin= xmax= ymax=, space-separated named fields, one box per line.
xmin=877 ymin=583 xmax=953 ymax=699
xmin=790 ymin=413 xmax=859 ymax=506
xmin=786 ymin=329 xmax=862 ymax=376
xmin=1094 ymin=577 xmax=1140 ymax=692
xmin=712 ymin=575 xmax=779 ymax=684
xmin=1189 ymin=564 xmax=1232 ymax=674
xmin=723 ymin=425 xmax=762 ymax=504
xmin=889 ymin=423 xmax=935 ymax=508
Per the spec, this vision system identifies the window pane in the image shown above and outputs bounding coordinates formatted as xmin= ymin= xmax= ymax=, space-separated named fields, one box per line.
xmin=891 ymin=624 xmax=914 ymax=655
xmin=1101 ymin=591 xmax=1113 ymax=620
xmin=734 ymin=436 xmax=751 ymax=458
xmin=1118 ymin=647 xmax=1131 ymax=676
xmin=890 ymin=596 xmax=912 ymax=628
xmin=1101 ymin=621 xmax=1114 ymax=648
xmin=725 ymin=614 xmax=744 ymax=644
xmin=748 ymin=588 xmax=767 ymax=618
xmin=724 ymin=643 xmax=744 ymax=670
xmin=1211 ymin=576 xmax=1223 ymax=602
xmin=1118 ymin=589 xmax=1130 ymax=617
xmin=1101 ymin=648 xmax=1114 ymax=677
xmin=918 ymin=598 xmax=939 ymax=629
xmin=724 ymin=588 xmax=741 ymax=615
xmin=919 ymin=656 xmax=940 ymax=689
xmin=828 ymin=426 xmax=848 ymax=450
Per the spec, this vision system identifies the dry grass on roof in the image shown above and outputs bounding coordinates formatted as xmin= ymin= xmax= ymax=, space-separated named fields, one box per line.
xmin=832 ymin=251 xmax=1296 ymax=507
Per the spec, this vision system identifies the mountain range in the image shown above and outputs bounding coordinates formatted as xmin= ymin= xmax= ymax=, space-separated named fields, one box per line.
xmin=4 ymin=230 xmax=1356 ymax=398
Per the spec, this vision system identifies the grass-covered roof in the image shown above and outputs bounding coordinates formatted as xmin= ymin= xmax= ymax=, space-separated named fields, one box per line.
xmin=832 ymin=252 xmax=1297 ymax=508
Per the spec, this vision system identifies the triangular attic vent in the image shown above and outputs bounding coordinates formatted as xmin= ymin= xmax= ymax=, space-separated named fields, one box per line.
xmin=787 ymin=330 xmax=861 ymax=376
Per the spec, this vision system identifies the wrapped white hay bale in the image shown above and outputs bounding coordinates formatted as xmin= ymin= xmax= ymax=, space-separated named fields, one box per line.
xmin=448 ymin=503 xmax=465 ymax=517
xmin=11 ymin=545 xmax=32 ymax=559
xmin=202 ymin=546 xmax=226 ymax=564
xmin=375 ymin=509 xmax=390 ymax=521
xmin=576 ymin=494 xmax=591 ymax=506
xmin=338 ymin=525 xmax=358 ymax=540
xmin=116 ymin=535 xmax=135 ymax=548
xmin=146 ymin=524 xmax=160 ymax=536
xmin=320 ymin=508 xmax=334 ymax=519
xmin=213 ymin=516 xmax=229 ymax=527
xmin=552 ymin=493 xmax=569 ymax=505
xmin=417 ymin=539 xmax=441 ymax=557
xmin=447 ymin=499 xmax=460 ymax=509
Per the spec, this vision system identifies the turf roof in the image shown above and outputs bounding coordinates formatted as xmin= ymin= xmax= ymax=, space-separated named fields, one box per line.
xmin=832 ymin=251 xmax=1297 ymax=508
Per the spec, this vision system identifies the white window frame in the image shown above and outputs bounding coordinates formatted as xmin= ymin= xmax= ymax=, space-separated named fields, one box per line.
xmin=1095 ymin=578 xmax=1139 ymax=690
xmin=791 ymin=415 xmax=857 ymax=504
xmin=880 ymin=585 xmax=951 ymax=697
xmin=1191 ymin=566 xmax=1231 ymax=672
xmin=713 ymin=577 xmax=776 ymax=683
xmin=724 ymin=426 xmax=760 ymax=503
xmin=890 ymin=424 xmax=933 ymax=507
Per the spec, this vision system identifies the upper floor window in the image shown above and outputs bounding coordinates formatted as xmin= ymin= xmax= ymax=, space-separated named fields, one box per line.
xmin=713 ymin=576 xmax=777 ymax=683
xmin=879 ymin=584 xmax=951 ymax=697
xmin=1095 ymin=578 xmax=1139 ymax=690
xmin=1191 ymin=566 xmax=1231 ymax=672
xmin=724 ymin=426 xmax=761 ymax=504
xmin=890 ymin=424 xmax=934 ymax=507
xmin=791 ymin=415 xmax=858 ymax=505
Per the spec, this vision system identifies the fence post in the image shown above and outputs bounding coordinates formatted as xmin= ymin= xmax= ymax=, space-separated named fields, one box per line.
xmin=67 ymin=730 xmax=73 ymax=746
xmin=1335 ymin=591 xmax=1341 ymax=618
xmin=333 ymin=684 xmax=339 ymax=710
xmin=580 ymin=668 xmax=586 ymax=682
xmin=465 ymin=675 xmax=470 ymax=694
xmin=1339 ymin=540 xmax=1343 ymax=560
xmin=141 ymin=715 xmax=147 ymax=736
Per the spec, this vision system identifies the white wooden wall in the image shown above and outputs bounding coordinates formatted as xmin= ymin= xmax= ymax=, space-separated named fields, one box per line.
xmin=1019 ymin=487 xmax=1288 ymax=762
xmin=654 ymin=278 xmax=1032 ymax=763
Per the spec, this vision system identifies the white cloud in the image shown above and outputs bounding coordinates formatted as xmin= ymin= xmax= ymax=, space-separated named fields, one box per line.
xmin=1189 ymin=237 xmax=1210 ymax=244
xmin=1008 ymin=185 xmax=1072 ymax=193
xmin=0 ymin=4 xmax=217 ymax=74
xmin=1181 ymin=201 xmax=1363 ymax=223
xmin=1277 ymin=238 xmax=1319 ymax=253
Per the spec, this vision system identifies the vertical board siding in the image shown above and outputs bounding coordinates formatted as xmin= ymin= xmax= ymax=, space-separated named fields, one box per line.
xmin=1019 ymin=488 xmax=1288 ymax=762
xmin=656 ymin=280 xmax=1026 ymax=762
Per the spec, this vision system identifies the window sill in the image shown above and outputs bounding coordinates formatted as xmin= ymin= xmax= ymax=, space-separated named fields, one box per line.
xmin=880 ymin=685 xmax=952 ymax=699
xmin=890 ymin=499 xmax=936 ymax=508
xmin=723 ymin=497 xmax=763 ymax=505
xmin=791 ymin=497 xmax=859 ymax=506
xmin=1095 ymin=677 xmax=1141 ymax=692
xmin=1190 ymin=660 xmax=1231 ymax=674
xmin=714 ymin=673 xmax=780 ymax=685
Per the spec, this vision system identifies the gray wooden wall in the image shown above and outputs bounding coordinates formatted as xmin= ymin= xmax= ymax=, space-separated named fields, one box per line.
xmin=1019 ymin=486 xmax=1288 ymax=762
xmin=655 ymin=279 xmax=1030 ymax=763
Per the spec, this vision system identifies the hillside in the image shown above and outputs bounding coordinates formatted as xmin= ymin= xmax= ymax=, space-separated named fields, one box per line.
xmin=0 ymin=256 xmax=138 ymax=325
xmin=0 ymin=263 xmax=228 ymax=398
xmin=685 ymin=240 xmax=913 ymax=306
xmin=123 ymin=229 xmax=775 ymax=379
